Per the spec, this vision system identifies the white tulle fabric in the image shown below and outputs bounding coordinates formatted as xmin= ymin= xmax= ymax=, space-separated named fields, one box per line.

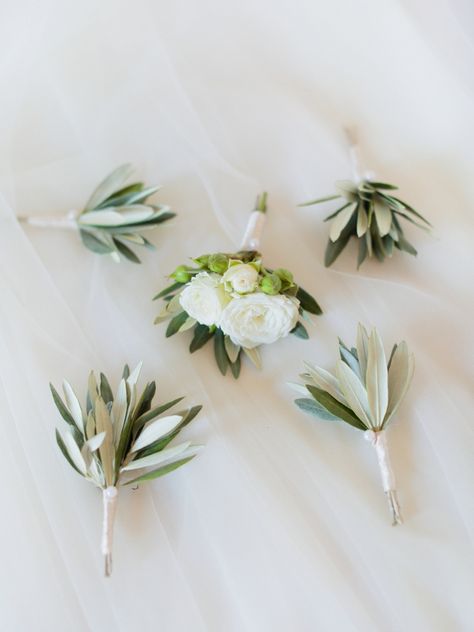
xmin=0 ymin=0 xmax=473 ymax=630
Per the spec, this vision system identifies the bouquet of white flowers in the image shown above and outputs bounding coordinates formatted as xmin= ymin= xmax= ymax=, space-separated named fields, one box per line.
xmin=154 ymin=194 xmax=322 ymax=377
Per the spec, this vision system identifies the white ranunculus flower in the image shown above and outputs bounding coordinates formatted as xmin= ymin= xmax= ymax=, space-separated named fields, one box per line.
xmin=219 ymin=293 xmax=299 ymax=349
xmin=222 ymin=263 xmax=259 ymax=295
xmin=179 ymin=272 xmax=229 ymax=326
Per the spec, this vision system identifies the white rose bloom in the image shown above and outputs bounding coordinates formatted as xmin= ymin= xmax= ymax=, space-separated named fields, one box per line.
xmin=179 ymin=272 xmax=229 ymax=327
xmin=222 ymin=263 xmax=259 ymax=295
xmin=220 ymin=293 xmax=299 ymax=349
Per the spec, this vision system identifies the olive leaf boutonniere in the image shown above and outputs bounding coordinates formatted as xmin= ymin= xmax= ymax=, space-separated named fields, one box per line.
xmin=300 ymin=179 xmax=431 ymax=268
xmin=19 ymin=164 xmax=175 ymax=263
xmin=51 ymin=363 xmax=202 ymax=575
xmin=290 ymin=324 xmax=414 ymax=524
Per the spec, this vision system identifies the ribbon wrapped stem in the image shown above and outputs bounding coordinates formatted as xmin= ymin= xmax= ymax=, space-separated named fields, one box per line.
xmin=240 ymin=192 xmax=267 ymax=251
xmin=101 ymin=486 xmax=119 ymax=577
xmin=344 ymin=127 xmax=374 ymax=183
xmin=17 ymin=210 xmax=78 ymax=230
xmin=365 ymin=429 xmax=402 ymax=526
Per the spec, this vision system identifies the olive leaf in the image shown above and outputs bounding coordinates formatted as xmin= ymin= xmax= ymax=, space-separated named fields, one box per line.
xmin=336 ymin=361 xmax=373 ymax=428
xmin=166 ymin=311 xmax=189 ymax=337
xmin=190 ymin=324 xmax=215 ymax=353
xmin=224 ymin=336 xmax=241 ymax=363
xmin=366 ymin=329 xmax=389 ymax=427
xmin=214 ymin=329 xmax=229 ymax=376
xmin=294 ymin=397 xmax=342 ymax=422
xmin=303 ymin=362 xmax=348 ymax=405
xmin=301 ymin=179 xmax=431 ymax=267
xmin=123 ymin=456 xmax=196 ymax=486
xmin=305 ymin=385 xmax=367 ymax=431
xmin=383 ymin=341 xmax=415 ymax=427
xmin=356 ymin=323 xmax=369 ymax=382
xmin=329 ymin=202 xmax=358 ymax=241
xmin=295 ymin=286 xmax=322 ymax=315
xmin=243 ymin=346 xmax=262 ymax=369
xmin=291 ymin=322 xmax=309 ymax=339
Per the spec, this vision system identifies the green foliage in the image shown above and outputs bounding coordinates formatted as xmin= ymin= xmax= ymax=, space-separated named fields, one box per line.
xmin=291 ymin=324 xmax=415 ymax=432
xmin=76 ymin=165 xmax=175 ymax=263
xmin=301 ymin=179 xmax=431 ymax=267
xmin=52 ymin=364 xmax=202 ymax=488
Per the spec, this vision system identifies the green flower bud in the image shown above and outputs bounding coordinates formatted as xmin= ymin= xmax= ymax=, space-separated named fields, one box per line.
xmin=193 ymin=254 xmax=210 ymax=267
xmin=274 ymin=268 xmax=294 ymax=289
xmin=260 ymin=273 xmax=282 ymax=295
xmin=171 ymin=265 xmax=191 ymax=283
xmin=208 ymin=253 xmax=229 ymax=274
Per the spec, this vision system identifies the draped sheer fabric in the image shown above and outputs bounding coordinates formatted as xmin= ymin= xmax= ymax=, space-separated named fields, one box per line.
xmin=0 ymin=1 xmax=473 ymax=630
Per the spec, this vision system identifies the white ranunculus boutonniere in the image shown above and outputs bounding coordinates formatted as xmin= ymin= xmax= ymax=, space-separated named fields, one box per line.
xmin=154 ymin=193 xmax=322 ymax=378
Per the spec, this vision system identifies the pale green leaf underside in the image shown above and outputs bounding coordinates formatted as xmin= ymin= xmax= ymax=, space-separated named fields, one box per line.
xmin=303 ymin=362 xmax=347 ymax=405
xmin=384 ymin=341 xmax=415 ymax=426
xmin=356 ymin=323 xmax=369 ymax=384
xmin=62 ymin=380 xmax=84 ymax=433
xmin=131 ymin=415 xmax=183 ymax=452
xmin=122 ymin=441 xmax=194 ymax=472
xmin=84 ymin=164 xmax=134 ymax=211
xmin=336 ymin=361 xmax=373 ymax=428
xmin=243 ymin=347 xmax=262 ymax=369
xmin=373 ymin=198 xmax=392 ymax=236
xmin=329 ymin=202 xmax=357 ymax=242
xmin=366 ymin=329 xmax=388 ymax=427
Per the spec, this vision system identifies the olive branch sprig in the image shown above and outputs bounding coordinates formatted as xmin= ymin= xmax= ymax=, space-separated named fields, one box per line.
xmin=20 ymin=164 xmax=175 ymax=263
xmin=300 ymin=179 xmax=431 ymax=268
xmin=290 ymin=324 xmax=414 ymax=524
xmin=51 ymin=362 xmax=202 ymax=575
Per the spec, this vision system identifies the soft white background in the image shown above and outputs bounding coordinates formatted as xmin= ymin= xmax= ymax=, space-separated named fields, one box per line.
xmin=0 ymin=1 xmax=473 ymax=630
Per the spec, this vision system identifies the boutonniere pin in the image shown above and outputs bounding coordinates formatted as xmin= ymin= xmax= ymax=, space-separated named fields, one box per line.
xmin=51 ymin=363 xmax=202 ymax=575
xmin=290 ymin=324 xmax=414 ymax=524
xmin=300 ymin=130 xmax=431 ymax=267
xmin=154 ymin=193 xmax=322 ymax=378
xmin=19 ymin=164 xmax=174 ymax=263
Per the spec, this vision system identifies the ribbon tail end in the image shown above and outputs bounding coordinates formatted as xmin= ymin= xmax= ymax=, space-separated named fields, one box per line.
xmin=104 ymin=552 xmax=113 ymax=577
xmin=386 ymin=490 xmax=403 ymax=526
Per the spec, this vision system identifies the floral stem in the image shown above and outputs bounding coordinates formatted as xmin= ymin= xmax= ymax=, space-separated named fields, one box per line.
xmin=240 ymin=194 xmax=267 ymax=251
xmin=343 ymin=127 xmax=375 ymax=184
xmin=101 ymin=486 xmax=118 ymax=576
xmin=385 ymin=490 xmax=402 ymax=526
xmin=17 ymin=210 xmax=78 ymax=230
xmin=364 ymin=429 xmax=403 ymax=525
